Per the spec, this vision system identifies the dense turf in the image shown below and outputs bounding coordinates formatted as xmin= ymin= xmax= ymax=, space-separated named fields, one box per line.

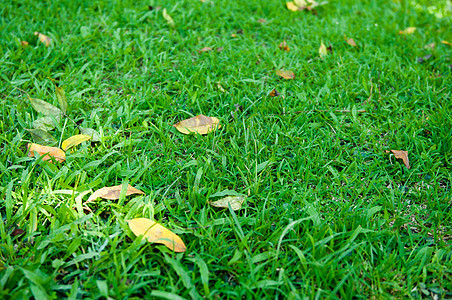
xmin=1 ymin=0 xmax=451 ymax=298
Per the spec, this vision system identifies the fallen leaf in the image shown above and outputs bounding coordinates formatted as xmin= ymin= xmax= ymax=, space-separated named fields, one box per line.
xmin=345 ymin=35 xmax=357 ymax=47
xmin=198 ymin=47 xmax=212 ymax=53
xmin=231 ymin=33 xmax=237 ymax=38
xmin=209 ymin=196 xmax=245 ymax=211
xmin=276 ymin=70 xmax=295 ymax=79
xmin=319 ymin=42 xmax=328 ymax=58
xmin=424 ymin=43 xmax=435 ymax=49
xmin=86 ymin=184 xmax=145 ymax=203
xmin=26 ymin=128 xmax=56 ymax=144
xmin=258 ymin=18 xmax=266 ymax=23
xmin=279 ymin=40 xmax=290 ymax=52
xmin=11 ymin=229 xmax=25 ymax=237
xmin=286 ymin=1 xmax=301 ymax=11
xmin=28 ymin=97 xmax=62 ymax=118
xmin=163 ymin=8 xmax=175 ymax=27
xmin=27 ymin=143 xmax=65 ymax=163
xmin=80 ymin=127 xmax=101 ymax=142
xmin=210 ymin=189 xmax=245 ymax=198
xmin=217 ymin=82 xmax=226 ymax=93
xmin=387 ymin=150 xmax=410 ymax=169
xmin=127 ymin=218 xmax=186 ymax=252
xmin=173 ymin=114 xmax=220 ymax=135
xmin=34 ymin=32 xmax=51 ymax=46
xmin=269 ymin=89 xmax=281 ymax=97
xmin=216 ymin=47 xmax=224 ymax=52
xmin=61 ymin=134 xmax=91 ymax=151
xmin=21 ymin=41 xmax=29 ymax=47
xmin=294 ymin=0 xmax=308 ymax=6
xmin=55 ymin=86 xmax=68 ymax=114
xmin=417 ymin=54 xmax=432 ymax=64
xmin=441 ymin=40 xmax=452 ymax=46
xmin=33 ymin=116 xmax=57 ymax=131
xmin=399 ymin=27 xmax=416 ymax=35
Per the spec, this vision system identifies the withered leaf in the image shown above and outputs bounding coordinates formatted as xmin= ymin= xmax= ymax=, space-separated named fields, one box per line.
xmin=11 ymin=228 xmax=25 ymax=237
xmin=126 ymin=218 xmax=186 ymax=252
xmin=319 ymin=41 xmax=328 ymax=58
xmin=34 ymin=32 xmax=51 ymax=46
xmin=198 ymin=47 xmax=212 ymax=53
xmin=173 ymin=114 xmax=220 ymax=135
xmin=33 ymin=116 xmax=57 ymax=131
xmin=345 ymin=35 xmax=357 ymax=47
xmin=441 ymin=40 xmax=452 ymax=46
xmin=258 ymin=18 xmax=266 ymax=23
xmin=279 ymin=40 xmax=290 ymax=52
xmin=399 ymin=27 xmax=416 ymax=35
xmin=21 ymin=41 xmax=29 ymax=47
xmin=55 ymin=86 xmax=68 ymax=114
xmin=387 ymin=150 xmax=410 ymax=169
xmin=269 ymin=89 xmax=281 ymax=97
xmin=163 ymin=8 xmax=175 ymax=27
xmin=86 ymin=184 xmax=145 ymax=203
xmin=61 ymin=134 xmax=92 ymax=151
xmin=26 ymin=128 xmax=56 ymax=144
xmin=27 ymin=143 xmax=65 ymax=163
xmin=80 ymin=127 xmax=101 ymax=142
xmin=209 ymin=196 xmax=245 ymax=211
xmin=276 ymin=70 xmax=295 ymax=79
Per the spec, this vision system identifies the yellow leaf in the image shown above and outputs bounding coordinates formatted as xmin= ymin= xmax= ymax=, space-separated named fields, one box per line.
xmin=86 ymin=184 xmax=145 ymax=203
xmin=163 ymin=8 xmax=175 ymax=27
xmin=209 ymin=196 xmax=245 ymax=211
xmin=173 ymin=114 xmax=220 ymax=135
xmin=61 ymin=134 xmax=91 ymax=151
xmin=319 ymin=41 xmax=328 ymax=58
xmin=399 ymin=27 xmax=416 ymax=35
xmin=387 ymin=150 xmax=410 ymax=169
xmin=34 ymin=32 xmax=51 ymax=46
xmin=21 ymin=41 xmax=29 ymax=47
xmin=294 ymin=0 xmax=308 ymax=6
xmin=276 ymin=70 xmax=295 ymax=79
xmin=441 ymin=40 xmax=452 ymax=46
xmin=27 ymin=143 xmax=65 ymax=163
xmin=286 ymin=2 xmax=300 ymax=11
xmin=126 ymin=218 xmax=186 ymax=252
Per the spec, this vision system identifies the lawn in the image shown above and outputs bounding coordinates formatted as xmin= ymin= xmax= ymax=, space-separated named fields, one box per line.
xmin=1 ymin=0 xmax=452 ymax=298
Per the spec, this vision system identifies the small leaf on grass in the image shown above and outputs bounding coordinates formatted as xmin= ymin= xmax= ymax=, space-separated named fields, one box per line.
xmin=173 ymin=114 xmax=220 ymax=135
xmin=276 ymin=70 xmax=295 ymax=79
xmin=26 ymin=128 xmax=56 ymax=144
xmin=286 ymin=2 xmax=301 ymax=11
xmin=86 ymin=184 xmax=144 ymax=203
xmin=319 ymin=41 xmax=328 ymax=58
xmin=163 ymin=8 xmax=175 ymax=27
xmin=268 ymin=89 xmax=281 ymax=97
xmin=441 ymin=40 xmax=452 ymax=46
xmin=210 ymin=189 xmax=245 ymax=198
xmin=80 ymin=127 xmax=101 ymax=142
xmin=209 ymin=196 xmax=245 ymax=211
xmin=399 ymin=27 xmax=416 ymax=35
xmin=27 ymin=143 xmax=65 ymax=163
xmin=424 ymin=43 xmax=435 ymax=49
xmin=33 ymin=116 xmax=56 ymax=131
xmin=34 ymin=32 xmax=51 ymax=46
xmin=21 ymin=41 xmax=29 ymax=47
xmin=386 ymin=150 xmax=410 ymax=169
xmin=279 ymin=40 xmax=290 ymax=52
xmin=258 ymin=18 xmax=266 ymax=23
xmin=29 ymin=97 xmax=62 ymax=117
xmin=62 ymin=134 xmax=91 ymax=151
xmin=126 ymin=218 xmax=186 ymax=252
xmin=417 ymin=54 xmax=432 ymax=64
xmin=55 ymin=86 xmax=68 ymax=114
xmin=11 ymin=228 xmax=25 ymax=237
xmin=344 ymin=35 xmax=357 ymax=47
xmin=198 ymin=47 xmax=212 ymax=53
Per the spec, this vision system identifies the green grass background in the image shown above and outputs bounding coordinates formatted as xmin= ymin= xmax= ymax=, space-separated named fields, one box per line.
xmin=1 ymin=0 xmax=451 ymax=298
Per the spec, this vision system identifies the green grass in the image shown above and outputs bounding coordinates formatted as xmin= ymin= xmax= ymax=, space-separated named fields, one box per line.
xmin=1 ymin=0 xmax=452 ymax=298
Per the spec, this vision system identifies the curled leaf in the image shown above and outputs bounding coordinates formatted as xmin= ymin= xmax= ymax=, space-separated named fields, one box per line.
xmin=209 ymin=196 xmax=245 ymax=211
xmin=27 ymin=143 xmax=65 ymax=163
xmin=173 ymin=114 xmax=220 ymax=135
xmin=399 ymin=27 xmax=416 ymax=35
xmin=276 ymin=70 xmax=295 ymax=79
xmin=269 ymin=89 xmax=281 ymax=97
xmin=62 ymin=134 xmax=91 ymax=151
xmin=127 ymin=218 xmax=186 ymax=252
xmin=387 ymin=150 xmax=410 ymax=169
xmin=86 ymin=184 xmax=145 ymax=203
xmin=34 ymin=32 xmax=51 ymax=46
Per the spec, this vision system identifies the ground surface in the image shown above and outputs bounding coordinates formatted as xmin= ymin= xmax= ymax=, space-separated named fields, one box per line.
xmin=1 ymin=0 xmax=452 ymax=298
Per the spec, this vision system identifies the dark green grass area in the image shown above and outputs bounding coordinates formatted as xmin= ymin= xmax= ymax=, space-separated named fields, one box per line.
xmin=1 ymin=0 xmax=452 ymax=298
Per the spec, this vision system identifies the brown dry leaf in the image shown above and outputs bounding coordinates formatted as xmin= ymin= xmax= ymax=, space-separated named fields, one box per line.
xmin=86 ymin=184 xmax=145 ymax=203
xmin=61 ymin=134 xmax=92 ymax=151
xmin=276 ymin=70 xmax=295 ymax=79
xmin=209 ymin=196 xmax=245 ymax=211
xmin=441 ymin=40 xmax=452 ymax=46
xmin=21 ymin=41 xmax=29 ymax=47
xmin=399 ymin=27 xmax=416 ymax=35
xmin=173 ymin=114 xmax=220 ymax=135
xmin=269 ymin=89 xmax=281 ymax=97
xmin=27 ymin=143 xmax=65 ymax=163
xmin=126 ymin=218 xmax=186 ymax=252
xmin=34 ymin=32 xmax=51 ymax=46
xmin=216 ymin=47 xmax=224 ymax=52
xmin=258 ymin=18 xmax=266 ymax=23
xmin=387 ymin=150 xmax=410 ymax=169
xmin=279 ymin=40 xmax=290 ymax=52
xmin=345 ymin=35 xmax=357 ymax=47
xmin=198 ymin=47 xmax=212 ymax=53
